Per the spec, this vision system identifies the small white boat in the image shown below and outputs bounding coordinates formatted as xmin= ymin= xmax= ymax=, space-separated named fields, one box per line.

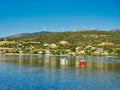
xmin=60 ymin=58 xmax=68 ymax=65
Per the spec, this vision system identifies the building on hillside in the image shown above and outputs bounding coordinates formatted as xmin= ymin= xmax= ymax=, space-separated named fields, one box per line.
xmin=75 ymin=47 xmax=80 ymax=52
xmin=97 ymin=42 xmax=114 ymax=46
xmin=45 ymin=50 xmax=51 ymax=55
xmin=44 ymin=44 xmax=49 ymax=47
xmin=50 ymin=44 xmax=57 ymax=49
xmin=95 ymin=48 xmax=104 ymax=54
xmin=59 ymin=41 xmax=70 ymax=46
xmin=86 ymin=45 xmax=92 ymax=49
xmin=76 ymin=50 xmax=85 ymax=55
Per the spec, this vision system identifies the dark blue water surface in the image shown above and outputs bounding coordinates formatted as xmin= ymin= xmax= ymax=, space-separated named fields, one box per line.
xmin=0 ymin=55 xmax=120 ymax=90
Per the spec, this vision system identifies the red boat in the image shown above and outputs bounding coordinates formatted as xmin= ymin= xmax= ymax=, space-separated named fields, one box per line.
xmin=80 ymin=59 xmax=86 ymax=67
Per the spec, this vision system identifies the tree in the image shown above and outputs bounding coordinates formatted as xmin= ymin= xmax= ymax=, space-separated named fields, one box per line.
xmin=115 ymin=48 xmax=120 ymax=56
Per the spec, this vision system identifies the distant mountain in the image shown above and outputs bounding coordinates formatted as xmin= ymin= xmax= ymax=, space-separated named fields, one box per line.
xmin=110 ymin=29 xmax=120 ymax=32
xmin=29 ymin=31 xmax=52 ymax=35
xmin=6 ymin=33 xmax=30 ymax=38
xmin=4 ymin=29 xmax=120 ymax=39
xmin=4 ymin=31 xmax=52 ymax=39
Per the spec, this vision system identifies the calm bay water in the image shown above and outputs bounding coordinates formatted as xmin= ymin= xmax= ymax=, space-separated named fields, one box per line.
xmin=0 ymin=55 xmax=120 ymax=90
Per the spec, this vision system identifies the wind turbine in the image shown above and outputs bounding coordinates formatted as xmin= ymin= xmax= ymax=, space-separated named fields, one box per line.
xmin=62 ymin=27 xmax=65 ymax=32
xmin=72 ymin=26 xmax=76 ymax=32
xmin=52 ymin=28 xmax=55 ymax=33
xmin=83 ymin=26 xmax=86 ymax=30
xmin=42 ymin=26 xmax=47 ymax=31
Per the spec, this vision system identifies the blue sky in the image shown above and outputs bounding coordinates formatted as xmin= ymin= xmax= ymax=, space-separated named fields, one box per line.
xmin=0 ymin=0 xmax=120 ymax=37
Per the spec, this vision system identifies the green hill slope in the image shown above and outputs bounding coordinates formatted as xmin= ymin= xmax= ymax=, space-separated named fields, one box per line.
xmin=7 ymin=30 xmax=120 ymax=47
xmin=0 ymin=30 xmax=120 ymax=56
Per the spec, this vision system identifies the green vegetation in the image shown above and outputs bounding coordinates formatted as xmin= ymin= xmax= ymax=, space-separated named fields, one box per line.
xmin=0 ymin=30 xmax=120 ymax=56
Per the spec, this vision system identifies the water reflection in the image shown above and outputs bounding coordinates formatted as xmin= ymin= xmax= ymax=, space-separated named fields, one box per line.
xmin=0 ymin=55 xmax=120 ymax=89
xmin=0 ymin=55 xmax=120 ymax=73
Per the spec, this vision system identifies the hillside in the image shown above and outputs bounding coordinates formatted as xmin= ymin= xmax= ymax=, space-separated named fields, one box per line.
xmin=0 ymin=30 xmax=120 ymax=56
xmin=5 ymin=30 xmax=120 ymax=46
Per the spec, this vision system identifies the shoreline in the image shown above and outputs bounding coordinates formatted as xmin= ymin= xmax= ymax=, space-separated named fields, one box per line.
xmin=0 ymin=53 xmax=119 ymax=57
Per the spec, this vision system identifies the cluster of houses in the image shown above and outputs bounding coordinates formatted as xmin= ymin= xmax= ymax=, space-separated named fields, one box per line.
xmin=38 ymin=41 xmax=109 ymax=56
xmin=0 ymin=40 xmax=114 ymax=56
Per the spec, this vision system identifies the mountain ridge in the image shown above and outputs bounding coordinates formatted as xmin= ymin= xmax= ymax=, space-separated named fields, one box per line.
xmin=2 ymin=29 xmax=120 ymax=39
xmin=4 ymin=31 xmax=53 ymax=39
